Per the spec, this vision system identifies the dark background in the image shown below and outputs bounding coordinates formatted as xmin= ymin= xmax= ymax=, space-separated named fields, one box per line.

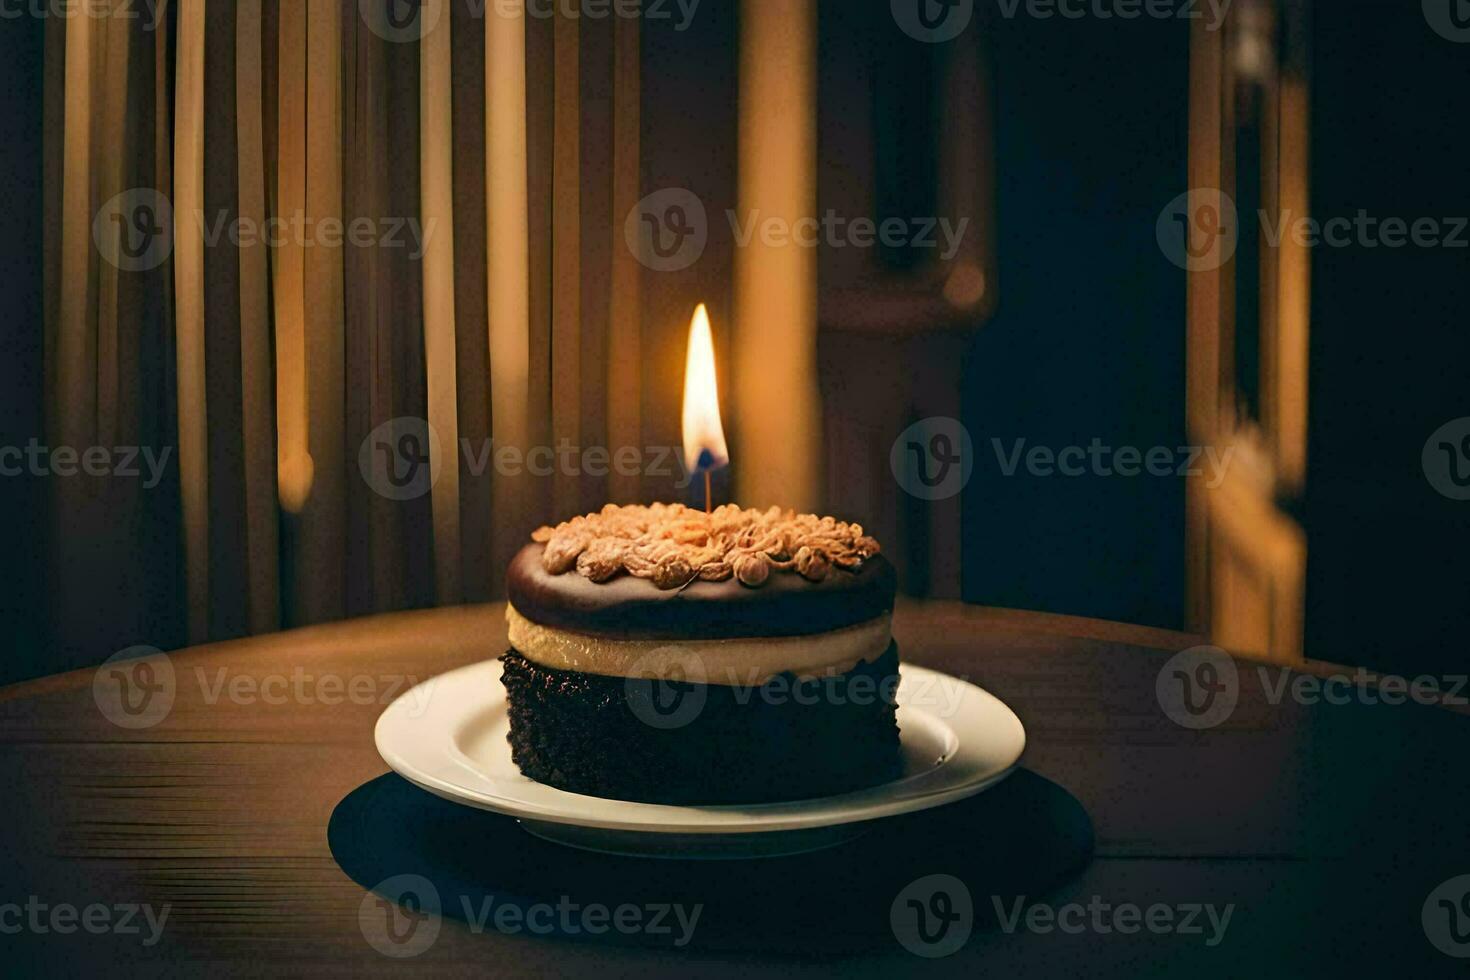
xmin=1304 ymin=1 xmax=1470 ymax=679
xmin=0 ymin=13 xmax=46 ymax=682
xmin=960 ymin=10 xmax=1189 ymax=629
xmin=2 ymin=3 xmax=1469 ymax=682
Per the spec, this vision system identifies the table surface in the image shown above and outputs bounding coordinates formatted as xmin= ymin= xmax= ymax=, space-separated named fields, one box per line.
xmin=2 ymin=600 xmax=1467 ymax=977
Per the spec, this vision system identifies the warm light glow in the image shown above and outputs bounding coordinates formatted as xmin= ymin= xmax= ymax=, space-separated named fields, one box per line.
xmin=681 ymin=303 xmax=729 ymax=475
xmin=277 ymin=450 xmax=314 ymax=515
xmin=943 ymin=260 xmax=987 ymax=310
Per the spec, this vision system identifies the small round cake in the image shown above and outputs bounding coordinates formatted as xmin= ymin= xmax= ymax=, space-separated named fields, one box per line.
xmin=501 ymin=503 xmax=902 ymax=805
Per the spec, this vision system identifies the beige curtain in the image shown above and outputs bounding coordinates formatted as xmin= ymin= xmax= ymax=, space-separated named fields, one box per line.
xmin=43 ymin=0 xmax=655 ymax=660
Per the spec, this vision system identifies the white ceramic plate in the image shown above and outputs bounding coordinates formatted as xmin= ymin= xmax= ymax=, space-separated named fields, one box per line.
xmin=375 ymin=660 xmax=1025 ymax=858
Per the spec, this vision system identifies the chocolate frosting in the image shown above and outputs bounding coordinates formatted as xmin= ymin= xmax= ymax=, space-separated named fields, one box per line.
xmin=506 ymin=542 xmax=897 ymax=639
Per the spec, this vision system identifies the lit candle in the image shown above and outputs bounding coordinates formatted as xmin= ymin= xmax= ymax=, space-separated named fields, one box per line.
xmin=680 ymin=303 xmax=729 ymax=513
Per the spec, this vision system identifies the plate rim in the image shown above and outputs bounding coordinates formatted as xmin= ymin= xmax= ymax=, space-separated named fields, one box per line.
xmin=375 ymin=660 xmax=1026 ymax=835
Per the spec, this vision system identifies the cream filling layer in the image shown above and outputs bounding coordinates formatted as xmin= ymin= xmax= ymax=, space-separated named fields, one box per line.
xmin=505 ymin=603 xmax=893 ymax=686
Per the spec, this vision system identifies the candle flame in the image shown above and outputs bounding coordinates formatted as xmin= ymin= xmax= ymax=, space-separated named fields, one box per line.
xmin=681 ymin=303 xmax=729 ymax=475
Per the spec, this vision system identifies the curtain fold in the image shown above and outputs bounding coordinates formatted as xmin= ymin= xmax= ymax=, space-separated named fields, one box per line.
xmin=56 ymin=0 xmax=95 ymax=459
xmin=236 ymin=0 xmax=279 ymax=634
xmin=489 ymin=2 xmax=536 ymax=597
xmin=202 ymin=0 xmax=248 ymax=640
xmin=173 ymin=0 xmax=207 ymax=641
xmin=549 ymin=11 xmax=581 ymax=522
xmin=449 ymin=0 xmax=492 ymax=604
xmin=577 ymin=11 xmax=614 ymax=516
xmin=299 ymin=0 xmax=347 ymax=624
xmin=342 ymin=0 xmax=381 ymax=616
xmin=605 ymin=12 xmax=641 ymax=506
xmin=420 ymin=0 xmax=462 ymax=605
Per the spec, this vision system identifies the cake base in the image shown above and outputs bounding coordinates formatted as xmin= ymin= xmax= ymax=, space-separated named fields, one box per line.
xmin=500 ymin=644 xmax=903 ymax=805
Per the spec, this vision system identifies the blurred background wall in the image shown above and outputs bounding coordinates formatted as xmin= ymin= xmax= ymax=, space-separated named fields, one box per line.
xmin=1 ymin=0 xmax=1467 ymax=685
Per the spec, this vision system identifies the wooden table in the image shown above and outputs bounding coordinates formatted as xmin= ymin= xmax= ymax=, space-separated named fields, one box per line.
xmin=2 ymin=601 xmax=1467 ymax=976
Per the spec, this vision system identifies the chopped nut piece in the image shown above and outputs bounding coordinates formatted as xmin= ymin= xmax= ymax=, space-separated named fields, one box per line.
xmin=733 ymin=552 xmax=770 ymax=587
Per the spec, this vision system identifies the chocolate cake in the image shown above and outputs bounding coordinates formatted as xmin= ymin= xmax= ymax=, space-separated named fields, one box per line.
xmin=501 ymin=503 xmax=902 ymax=805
